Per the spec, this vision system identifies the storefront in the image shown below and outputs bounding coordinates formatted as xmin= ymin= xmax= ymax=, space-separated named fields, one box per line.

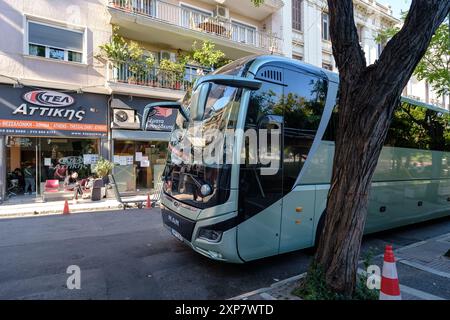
xmin=110 ymin=95 xmax=177 ymax=195
xmin=0 ymin=84 xmax=109 ymax=202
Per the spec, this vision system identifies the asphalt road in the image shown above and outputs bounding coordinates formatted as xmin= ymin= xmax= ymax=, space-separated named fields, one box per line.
xmin=0 ymin=209 xmax=448 ymax=299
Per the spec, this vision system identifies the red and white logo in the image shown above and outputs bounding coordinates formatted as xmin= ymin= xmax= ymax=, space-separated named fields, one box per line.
xmin=154 ymin=107 xmax=173 ymax=118
xmin=23 ymin=90 xmax=75 ymax=107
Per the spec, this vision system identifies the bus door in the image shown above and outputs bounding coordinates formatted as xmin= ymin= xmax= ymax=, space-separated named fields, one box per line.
xmin=237 ymin=77 xmax=284 ymax=261
xmin=279 ymin=69 xmax=328 ymax=253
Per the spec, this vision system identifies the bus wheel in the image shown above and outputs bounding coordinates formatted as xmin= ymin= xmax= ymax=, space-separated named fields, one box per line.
xmin=307 ymin=211 xmax=327 ymax=255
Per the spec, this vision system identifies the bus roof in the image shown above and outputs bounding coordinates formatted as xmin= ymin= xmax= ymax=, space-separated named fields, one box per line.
xmin=216 ymin=55 xmax=448 ymax=114
xmin=400 ymin=96 xmax=449 ymax=114
xmin=247 ymin=55 xmax=339 ymax=84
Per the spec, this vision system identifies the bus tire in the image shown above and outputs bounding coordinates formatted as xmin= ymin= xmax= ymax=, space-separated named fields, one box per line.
xmin=310 ymin=210 xmax=327 ymax=254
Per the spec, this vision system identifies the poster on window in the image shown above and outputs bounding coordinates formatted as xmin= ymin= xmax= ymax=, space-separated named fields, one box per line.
xmin=140 ymin=160 xmax=150 ymax=167
xmin=144 ymin=106 xmax=177 ymax=132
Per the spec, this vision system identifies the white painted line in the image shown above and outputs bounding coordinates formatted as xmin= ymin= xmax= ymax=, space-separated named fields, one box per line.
xmin=260 ymin=293 xmax=277 ymax=300
xmin=397 ymin=259 xmax=450 ymax=279
xmin=399 ymin=284 xmax=445 ymax=300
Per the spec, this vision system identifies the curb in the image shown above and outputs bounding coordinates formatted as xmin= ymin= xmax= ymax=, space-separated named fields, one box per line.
xmin=228 ymin=273 xmax=306 ymax=300
xmin=0 ymin=203 xmax=123 ymax=219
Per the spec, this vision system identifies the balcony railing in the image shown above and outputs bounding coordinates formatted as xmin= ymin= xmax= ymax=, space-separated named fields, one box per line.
xmin=109 ymin=0 xmax=283 ymax=54
xmin=108 ymin=61 xmax=195 ymax=91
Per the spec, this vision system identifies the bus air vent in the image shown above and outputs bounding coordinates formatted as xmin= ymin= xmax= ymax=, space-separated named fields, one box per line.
xmin=255 ymin=67 xmax=283 ymax=84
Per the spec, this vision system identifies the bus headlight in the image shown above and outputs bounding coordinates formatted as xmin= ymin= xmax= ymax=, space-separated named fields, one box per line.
xmin=198 ymin=228 xmax=222 ymax=242
xmin=200 ymin=184 xmax=212 ymax=197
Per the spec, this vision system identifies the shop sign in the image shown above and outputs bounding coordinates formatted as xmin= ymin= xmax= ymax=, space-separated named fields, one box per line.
xmin=144 ymin=106 xmax=178 ymax=132
xmin=23 ymin=90 xmax=75 ymax=107
xmin=0 ymin=84 xmax=108 ymax=137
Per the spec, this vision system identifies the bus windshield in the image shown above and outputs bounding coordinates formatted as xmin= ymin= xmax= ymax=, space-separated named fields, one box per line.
xmin=162 ymin=81 xmax=242 ymax=209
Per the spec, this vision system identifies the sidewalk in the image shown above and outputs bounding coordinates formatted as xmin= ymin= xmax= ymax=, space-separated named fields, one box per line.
xmin=230 ymin=233 xmax=450 ymax=301
xmin=0 ymin=195 xmax=153 ymax=219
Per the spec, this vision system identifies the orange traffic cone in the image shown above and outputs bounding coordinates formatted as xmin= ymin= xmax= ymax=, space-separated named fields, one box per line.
xmin=63 ymin=200 xmax=70 ymax=215
xmin=379 ymin=245 xmax=401 ymax=300
xmin=146 ymin=194 xmax=151 ymax=209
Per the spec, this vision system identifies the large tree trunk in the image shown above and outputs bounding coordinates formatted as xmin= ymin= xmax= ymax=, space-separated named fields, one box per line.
xmin=311 ymin=0 xmax=450 ymax=297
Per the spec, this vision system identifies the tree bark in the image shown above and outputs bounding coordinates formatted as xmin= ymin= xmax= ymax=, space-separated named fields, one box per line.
xmin=312 ymin=0 xmax=450 ymax=296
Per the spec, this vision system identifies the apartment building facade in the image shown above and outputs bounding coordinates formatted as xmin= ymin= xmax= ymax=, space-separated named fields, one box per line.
xmin=0 ymin=0 xmax=285 ymax=201
xmin=0 ymin=0 xmax=446 ymax=202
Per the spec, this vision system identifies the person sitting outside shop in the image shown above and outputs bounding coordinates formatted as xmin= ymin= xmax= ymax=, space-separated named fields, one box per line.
xmin=64 ymin=172 xmax=83 ymax=199
xmin=80 ymin=176 xmax=95 ymax=199
xmin=54 ymin=163 xmax=68 ymax=181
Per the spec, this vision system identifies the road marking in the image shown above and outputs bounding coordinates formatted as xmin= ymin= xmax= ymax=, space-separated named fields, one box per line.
xmin=397 ymin=259 xmax=450 ymax=279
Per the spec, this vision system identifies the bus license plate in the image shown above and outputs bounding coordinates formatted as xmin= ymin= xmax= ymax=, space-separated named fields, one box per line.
xmin=171 ymin=228 xmax=184 ymax=242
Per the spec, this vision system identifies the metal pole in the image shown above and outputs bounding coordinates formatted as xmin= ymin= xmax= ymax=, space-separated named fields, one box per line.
xmin=0 ymin=136 xmax=6 ymax=203
xmin=35 ymin=142 xmax=39 ymax=199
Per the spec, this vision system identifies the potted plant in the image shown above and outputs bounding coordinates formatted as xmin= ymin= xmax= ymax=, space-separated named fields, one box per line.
xmin=159 ymin=59 xmax=186 ymax=90
xmin=92 ymin=157 xmax=114 ymax=186
xmin=98 ymin=26 xmax=131 ymax=82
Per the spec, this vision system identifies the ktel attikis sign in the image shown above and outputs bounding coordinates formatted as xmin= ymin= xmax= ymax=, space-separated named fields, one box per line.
xmin=14 ymin=90 xmax=85 ymax=121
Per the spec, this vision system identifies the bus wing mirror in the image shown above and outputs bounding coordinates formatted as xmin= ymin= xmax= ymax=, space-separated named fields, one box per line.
xmin=195 ymin=75 xmax=262 ymax=91
xmin=141 ymin=102 xmax=189 ymax=130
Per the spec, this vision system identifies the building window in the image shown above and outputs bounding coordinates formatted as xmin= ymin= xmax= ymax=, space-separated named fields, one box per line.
xmin=232 ymin=21 xmax=257 ymax=45
xmin=292 ymin=0 xmax=303 ymax=31
xmin=27 ymin=20 xmax=84 ymax=63
xmin=184 ymin=65 xmax=210 ymax=82
xmin=322 ymin=12 xmax=330 ymax=41
xmin=322 ymin=63 xmax=333 ymax=71
xmin=180 ymin=5 xmax=212 ymax=29
xmin=292 ymin=54 xmax=303 ymax=61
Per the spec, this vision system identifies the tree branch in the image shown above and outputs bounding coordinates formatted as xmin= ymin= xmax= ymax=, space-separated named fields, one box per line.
xmin=376 ymin=0 xmax=450 ymax=91
xmin=327 ymin=0 xmax=366 ymax=81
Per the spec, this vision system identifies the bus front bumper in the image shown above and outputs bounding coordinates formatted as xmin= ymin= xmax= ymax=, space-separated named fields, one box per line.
xmin=161 ymin=206 xmax=243 ymax=263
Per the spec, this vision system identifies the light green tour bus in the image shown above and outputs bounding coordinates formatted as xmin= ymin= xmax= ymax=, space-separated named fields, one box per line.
xmin=146 ymin=55 xmax=450 ymax=263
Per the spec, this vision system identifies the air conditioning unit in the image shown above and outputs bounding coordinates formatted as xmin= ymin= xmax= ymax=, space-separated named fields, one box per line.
xmin=112 ymin=108 xmax=139 ymax=129
xmin=214 ymin=5 xmax=229 ymax=20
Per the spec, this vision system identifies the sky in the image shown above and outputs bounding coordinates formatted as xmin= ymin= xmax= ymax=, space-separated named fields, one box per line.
xmin=379 ymin=0 xmax=412 ymax=19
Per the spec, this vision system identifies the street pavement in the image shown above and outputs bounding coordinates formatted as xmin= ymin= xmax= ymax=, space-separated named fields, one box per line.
xmin=0 ymin=208 xmax=448 ymax=300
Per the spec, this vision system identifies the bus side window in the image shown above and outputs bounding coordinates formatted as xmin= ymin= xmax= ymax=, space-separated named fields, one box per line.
xmin=282 ymin=70 xmax=328 ymax=194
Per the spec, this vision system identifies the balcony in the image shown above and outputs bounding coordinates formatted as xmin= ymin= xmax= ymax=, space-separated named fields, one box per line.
xmin=106 ymin=61 xmax=196 ymax=99
xmin=197 ymin=0 xmax=284 ymax=21
xmin=107 ymin=0 xmax=283 ymax=59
